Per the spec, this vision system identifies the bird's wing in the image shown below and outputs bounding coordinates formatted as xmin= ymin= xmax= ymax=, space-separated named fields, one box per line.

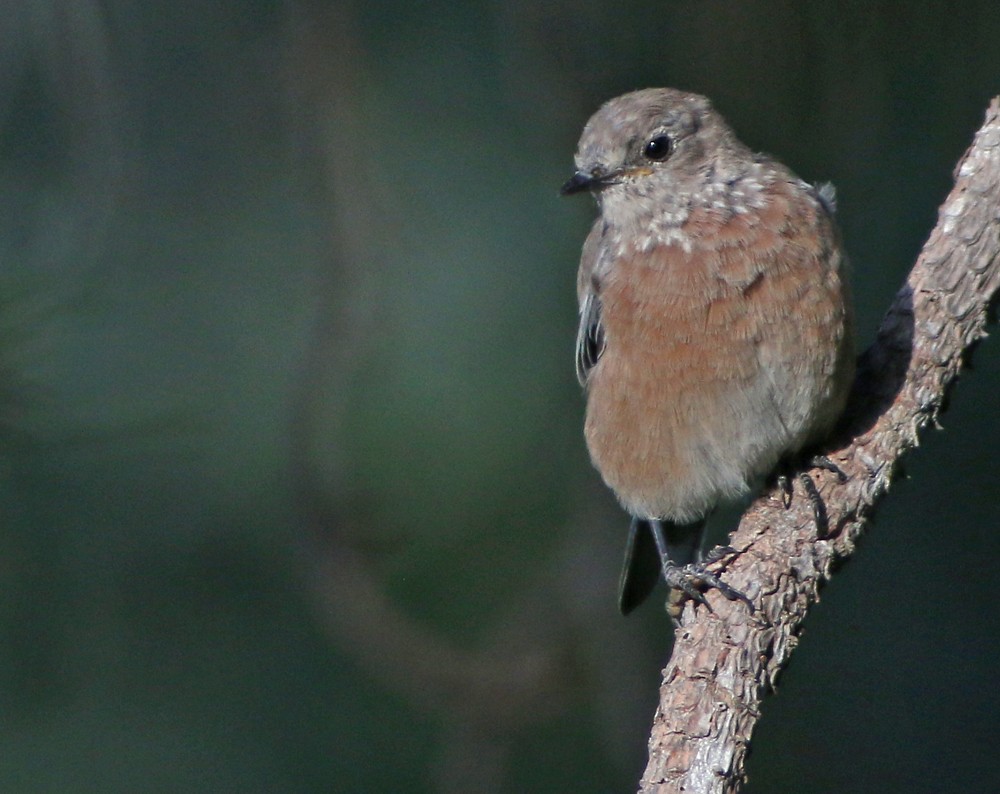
xmin=576 ymin=220 xmax=608 ymax=385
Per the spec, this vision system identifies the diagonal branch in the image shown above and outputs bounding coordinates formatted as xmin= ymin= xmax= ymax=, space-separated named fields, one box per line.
xmin=639 ymin=97 xmax=1000 ymax=794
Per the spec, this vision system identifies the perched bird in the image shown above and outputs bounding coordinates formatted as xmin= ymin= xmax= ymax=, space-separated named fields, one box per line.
xmin=562 ymin=88 xmax=854 ymax=615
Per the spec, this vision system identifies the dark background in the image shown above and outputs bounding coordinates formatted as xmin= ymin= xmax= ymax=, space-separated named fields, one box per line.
xmin=1 ymin=2 xmax=998 ymax=791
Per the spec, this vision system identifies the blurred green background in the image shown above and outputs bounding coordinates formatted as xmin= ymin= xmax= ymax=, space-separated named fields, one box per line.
xmin=1 ymin=1 xmax=999 ymax=791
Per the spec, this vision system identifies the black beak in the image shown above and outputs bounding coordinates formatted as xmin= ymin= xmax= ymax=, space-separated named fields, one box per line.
xmin=560 ymin=171 xmax=598 ymax=196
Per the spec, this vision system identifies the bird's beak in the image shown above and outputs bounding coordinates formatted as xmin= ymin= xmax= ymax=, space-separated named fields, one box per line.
xmin=561 ymin=166 xmax=642 ymax=196
xmin=560 ymin=171 xmax=601 ymax=196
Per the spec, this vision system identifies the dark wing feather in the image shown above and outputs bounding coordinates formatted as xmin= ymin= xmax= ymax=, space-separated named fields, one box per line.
xmin=575 ymin=291 xmax=605 ymax=385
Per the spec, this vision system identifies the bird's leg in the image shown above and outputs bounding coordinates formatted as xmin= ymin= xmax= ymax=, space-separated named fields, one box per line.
xmin=649 ymin=520 xmax=754 ymax=621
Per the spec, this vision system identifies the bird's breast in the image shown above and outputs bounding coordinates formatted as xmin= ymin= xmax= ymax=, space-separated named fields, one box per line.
xmin=583 ymin=185 xmax=851 ymax=522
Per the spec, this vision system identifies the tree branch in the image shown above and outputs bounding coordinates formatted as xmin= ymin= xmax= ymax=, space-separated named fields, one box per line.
xmin=639 ymin=97 xmax=1000 ymax=794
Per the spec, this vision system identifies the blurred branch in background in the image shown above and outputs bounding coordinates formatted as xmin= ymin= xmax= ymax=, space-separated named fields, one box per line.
xmin=285 ymin=4 xmax=576 ymax=791
xmin=0 ymin=0 xmax=135 ymax=737
xmin=640 ymin=98 xmax=1000 ymax=794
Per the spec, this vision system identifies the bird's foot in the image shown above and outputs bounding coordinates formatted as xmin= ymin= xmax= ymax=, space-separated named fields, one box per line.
xmin=776 ymin=454 xmax=849 ymax=537
xmin=662 ymin=557 xmax=754 ymax=622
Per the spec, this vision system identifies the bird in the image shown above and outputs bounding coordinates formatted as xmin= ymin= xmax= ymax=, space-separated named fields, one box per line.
xmin=561 ymin=88 xmax=855 ymax=616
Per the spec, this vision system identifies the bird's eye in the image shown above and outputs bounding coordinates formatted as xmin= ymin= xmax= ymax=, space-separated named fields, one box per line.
xmin=642 ymin=135 xmax=672 ymax=161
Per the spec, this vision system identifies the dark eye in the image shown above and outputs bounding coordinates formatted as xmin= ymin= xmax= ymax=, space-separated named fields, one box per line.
xmin=642 ymin=135 xmax=671 ymax=161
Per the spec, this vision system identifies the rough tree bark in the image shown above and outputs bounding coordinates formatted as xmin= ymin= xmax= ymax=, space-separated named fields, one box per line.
xmin=638 ymin=98 xmax=1000 ymax=793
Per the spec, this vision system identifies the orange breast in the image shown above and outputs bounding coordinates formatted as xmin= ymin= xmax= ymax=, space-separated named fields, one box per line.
xmin=583 ymin=183 xmax=851 ymax=522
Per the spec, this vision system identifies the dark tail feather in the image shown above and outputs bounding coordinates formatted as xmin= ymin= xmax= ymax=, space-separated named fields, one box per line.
xmin=618 ymin=517 xmax=660 ymax=615
xmin=618 ymin=517 xmax=707 ymax=615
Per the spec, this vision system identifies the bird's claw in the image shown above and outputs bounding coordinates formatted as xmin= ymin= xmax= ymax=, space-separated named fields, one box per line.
xmin=662 ymin=559 xmax=755 ymax=622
